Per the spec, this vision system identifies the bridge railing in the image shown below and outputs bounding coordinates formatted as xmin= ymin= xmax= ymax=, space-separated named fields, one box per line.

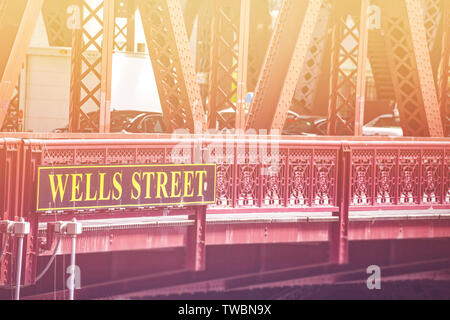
xmin=1 ymin=135 xmax=450 ymax=285
xmin=18 ymin=137 xmax=344 ymax=216
xmin=347 ymin=141 xmax=450 ymax=211
xmin=2 ymin=136 xmax=450 ymax=220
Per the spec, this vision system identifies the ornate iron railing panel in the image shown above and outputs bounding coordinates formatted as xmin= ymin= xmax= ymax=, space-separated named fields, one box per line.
xmin=348 ymin=142 xmax=450 ymax=210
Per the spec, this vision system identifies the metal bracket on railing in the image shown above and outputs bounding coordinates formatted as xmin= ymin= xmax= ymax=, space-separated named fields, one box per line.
xmin=45 ymin=219 xmax=82 ymax=300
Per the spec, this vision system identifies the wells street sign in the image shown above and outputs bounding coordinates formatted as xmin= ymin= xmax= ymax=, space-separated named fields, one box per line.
xmin=36 ymin=164 xmax=216 ymax=212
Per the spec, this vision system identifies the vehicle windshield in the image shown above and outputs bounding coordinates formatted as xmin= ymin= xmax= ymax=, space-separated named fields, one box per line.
xmin=369 ymin=116 xmax=400 ymax=128
xmin=125 ymin=114 xmax=147 ymax=132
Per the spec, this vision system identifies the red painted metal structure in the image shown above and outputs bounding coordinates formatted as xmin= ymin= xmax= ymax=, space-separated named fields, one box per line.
xmin=0 ymin=0 xmax=448 ymax=136
xmin=1 ymin=135 xmax=450 ymax=287
xmin=0 ymin=0 xmax=449 ymax=296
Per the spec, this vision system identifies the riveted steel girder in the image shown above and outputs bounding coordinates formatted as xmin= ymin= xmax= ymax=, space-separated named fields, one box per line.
xmin=69 ymin=0 xmax=114 ymax=133
xmin=381 ymin=0 xmax=443 ymax=137
xmin=0 ymin=0 xmax=43 ymax=130
xmin=439 ymin=0 xmax=449 ymax=135
xmin=246 ymin=0 xmax=324 ymax=132
xmin=327 ymin=0 xmax=370 ymax=136
xmin=138 ymin=0 xmax=205 ymax=133
xmin=42 ymin=0 xmax=74 ymax=47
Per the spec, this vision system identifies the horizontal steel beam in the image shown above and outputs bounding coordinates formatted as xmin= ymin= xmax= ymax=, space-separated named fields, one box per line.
xmin=34 ymin=212 xmax=450 ymax=256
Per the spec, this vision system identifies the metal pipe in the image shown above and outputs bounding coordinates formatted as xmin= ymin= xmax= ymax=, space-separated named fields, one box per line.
xmin=69 ymin=235 xmax=77 ymax=300
xmin=14 ymin=235 xmax=24 ymax=300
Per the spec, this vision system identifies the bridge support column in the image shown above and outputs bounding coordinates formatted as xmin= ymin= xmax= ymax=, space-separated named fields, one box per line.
xmin=327 ymin=0 xmax=369 ymax=136
xmin=186 ymin=206 xmax=207 ymax=271
xmin=329 ymin=145 xmax=350 ymax=265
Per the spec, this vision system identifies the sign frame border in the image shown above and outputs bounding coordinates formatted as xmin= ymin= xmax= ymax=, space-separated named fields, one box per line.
xmin=35 ymin=163 xmax=217 ymax=212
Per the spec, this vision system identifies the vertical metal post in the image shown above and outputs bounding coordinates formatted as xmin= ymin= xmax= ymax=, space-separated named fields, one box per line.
xmin=236 ymin=0 xmax=250 ymax=130
xmin=186 ymin=206 xmax=206 ymax=271
xmin=327 ymin=0 xmax=362 ymax=136
xmin=207 ymin=0 xmax=241 ymax=130
xmin=330 ymin=145 xmax=350 ymax=265
xmin=69 ymin=4 xmax=82 ymax=133
xmin=327 ymin=2 xmax=341 ymax=136
xmin=126 ymin=0 xmax=136 ymax=52
xmin=69 ymin=0 xmax=108 ymax=133
xmin=99 ymin=0 xmax=115 ymax=133
xmin=354 ymin=0 xmax=370 ymax=136
xmin=114 ymin=0 xmax=136 ymax=52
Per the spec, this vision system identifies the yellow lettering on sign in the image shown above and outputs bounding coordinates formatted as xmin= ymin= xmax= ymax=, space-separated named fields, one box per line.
xmin=131 ymin=172 xmax=142 ymax=200
xmin=183 ymin=171 xmax=194 ymax=197
xmin=48 ymin=174 xmax=69 ymax=203
xmin=196 ymin=170 xmax=208 ymax=197
xmin=98 ymin=173 xmax=111 ymax=201
xmin=85 ymin=173 xmax=98 ymax=201
xmin=170 ymin=171 xmax=182 ymax=198
xmin=70 ymin=174 xmax=83 ymax=202
xmin=112 ymin=172 xmax=122 ymax=200
xmin=143 ymin=172 xmax=155 ymax=199
xmin=156 ymin=172 xmax=169 ymax=199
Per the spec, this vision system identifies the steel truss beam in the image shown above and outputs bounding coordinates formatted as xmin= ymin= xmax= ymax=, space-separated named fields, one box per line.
xmin=422 ymin=0 xmax=444 ymax=77
xmin=192 ymin=0 xmax=213 ymax=106
xmin=42 ymin=0 xmax=74 ymax=47
xmin=1 ymin=81 xmax=20 ymax=132
xmin=235 ymin=0 xmax=250 ymax=130
xmin=381 ymin=0 xmax=443 ymax=137
xmin=138 ymin=0 xmax=205 ymax=133
xmin=292 ymin=1 xmax=331 ymax=116
xmin=69 ymin=0 xmax=114 ymax=133
xmin=207 ymin=0 xmax=249 ymax=130
xmin=4 ymin=0 xmax=75 ymax=132
xmin=368 ymin=0 xmax=445 ymax=117
xmin=327 ymin=0 xmax=369 ymax=136
xmin=0 ymin=0 xmax=43 ymax=131
xmin=247 ymin=0 xmax=272 ymax=93
xmin=114 ymin=0 xmax=135 ymax=51
xmin=367 ymin=1 xmax=396 ymax=102
xmin=183 ymin=0 xmax=203 ymax=38
xmin=439 ymin=0 xmax=449 ymax=135
xmin=207 ymin=0 xmax=240 ymax=130
xmin=195 ymin=0 xmax=271 ymax=130
xmin=246 ymin=0 xmax=324 ymax=132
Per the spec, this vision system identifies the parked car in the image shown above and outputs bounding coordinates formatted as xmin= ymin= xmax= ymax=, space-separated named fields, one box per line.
xmin=315 ymin=118 xmax=353 ymax=136
xmin=314 ymin=113 xmax=404 ymax=137
xmin=217 ymin=108 xmax=326 ymax=135
xmin=282 ymin=114 xmax=327 ymax=136
xmin=53 ymin=110 xmax=145 ymax=133
xmin=362 ymin=114 xmax=403 ymax=136
xmin=122 ymin=112 xmax=167 ymax=134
